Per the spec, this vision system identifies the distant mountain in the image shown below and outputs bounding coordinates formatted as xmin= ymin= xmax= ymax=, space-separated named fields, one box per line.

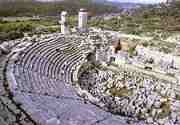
xmin=91 ymin=0 xmax=142 ymax=10
xmin=111 ymin=2 xmax=142 ymax=10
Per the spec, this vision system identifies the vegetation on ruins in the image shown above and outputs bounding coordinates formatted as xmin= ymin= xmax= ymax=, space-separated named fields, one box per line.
xmin=157 ymin=100 xmax=171 ymax=119
xmin=0 ymin=19 xmax=59 ymax=41
xmin=176 ymin=94 xmax=180 ymax=100
xmin=109 ymin=87 xmax=132 ymax=97
xmin=128 ymin=46 xmax=137 ymax=57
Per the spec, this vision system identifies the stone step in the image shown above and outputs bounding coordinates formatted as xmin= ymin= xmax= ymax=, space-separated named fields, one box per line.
xmin=175 ymin=86 xmax=180 ymax=89
xmin=0 ymin=116 xmax=9 ymax=125
xmin=175 ymin=91 xmax=180 ymax=95
xmin=174 ymin=87 xmax=180 ymax=91
xmin=171 ymin=101 xmax=180 ymax=112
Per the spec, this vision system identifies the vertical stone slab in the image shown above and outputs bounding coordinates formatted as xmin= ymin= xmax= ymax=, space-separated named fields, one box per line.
xmin=78 ymin=8 xmax=88 ymax=32
xmin=60 ymin=11 xmax=69 ymax=34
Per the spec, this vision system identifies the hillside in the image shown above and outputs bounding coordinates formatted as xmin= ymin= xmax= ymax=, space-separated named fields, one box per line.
xmin=0 ymin=0 xmax=120 ymax=17
xmin=0 ymin=0 xmax=121 ymax=41
xmin=91 ymin=1 xmax=180 ymax=38
xmin=87 ymin=1 xmax=180 ymax=54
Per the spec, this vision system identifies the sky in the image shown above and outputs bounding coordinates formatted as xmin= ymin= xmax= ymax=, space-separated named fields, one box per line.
xmin=107 ymin=0 xmax=166 ymax=4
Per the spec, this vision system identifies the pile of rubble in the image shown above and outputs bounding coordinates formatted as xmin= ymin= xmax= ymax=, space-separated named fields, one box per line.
xmin=78 ymin=63 xmax=180 ymax=125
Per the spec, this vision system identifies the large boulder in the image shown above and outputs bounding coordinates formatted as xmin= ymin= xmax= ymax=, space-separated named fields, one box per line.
xmin=0 ymin=42 xmax=10 ymax=54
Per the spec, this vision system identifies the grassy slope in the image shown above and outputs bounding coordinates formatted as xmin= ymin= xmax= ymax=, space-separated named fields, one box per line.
xmin=0 ymin=18 xmax=60 ymax=41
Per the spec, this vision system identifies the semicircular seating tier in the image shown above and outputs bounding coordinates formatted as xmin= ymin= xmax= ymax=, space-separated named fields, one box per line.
xmin=5 ymin=35 xmax=128 ymax=125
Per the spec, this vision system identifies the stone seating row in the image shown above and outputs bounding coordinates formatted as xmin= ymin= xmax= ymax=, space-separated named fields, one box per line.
xmin=5 ymin=35 xmax=129 ymax=125
xmin=20 ymin=37 xmax=67 ymax=68
xmin=8 ymin=35 xmax=85 ymax=98
xmin=15 ymin=67 xmax=79 ymax=97
xmin=17 ymin=37 xmax=82 ymax=79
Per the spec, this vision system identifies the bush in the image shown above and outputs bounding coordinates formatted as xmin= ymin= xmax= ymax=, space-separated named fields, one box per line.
xmin=0 ymin=31 xmax=24 ymax=41
xmin=109 ymin=87 xmax=132 ymax=97
xmin=160 ymin=46 xmax=171 ymax=54
xmin=0 ymin=18 xmax=3 ymax=23
xmin=47 ymin=27 xmax=60 ymax=33
xmin=18 ymin=23 xmax=34 ymax=32
xmin=176 ymin=94 xmax=180 ymax=100
xmin=0 ymin=32 xmax=8 ymax=41
xmin=128 ymin=46 xmax=136 ymax=57
xmin=142 ymin=42 xmax=148 ymax=47
xmin=8 ymin=31 xmax=24 ymax=40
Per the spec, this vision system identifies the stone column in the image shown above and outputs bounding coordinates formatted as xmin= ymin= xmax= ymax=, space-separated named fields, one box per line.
xmin=78 ymin=8 xmax=88 ymax=32
xmin=60 ymin=11 xmax=69 ymax=34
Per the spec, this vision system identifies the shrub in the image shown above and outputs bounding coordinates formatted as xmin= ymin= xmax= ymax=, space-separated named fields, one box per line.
xmin=0 ymin=31 xmax=24 ymax=41
xmin=18 ymin=23 xmax=34 ymax=32
xmin=157 ymin=100 xmax=171 ymax=119
xmin=142 ymin=42 xmax=148 ymax=47
xmin=47 ymin=27 xmax=60 ymax=33
xmin=0 ymin=32 xmax=8 ymax=41
xmin=176 ymin=94 xmax=180 ymax=100
xmin=128 ymin=46 xmax=136 ymax=57
xmin=8 ymin=31 xmax=24 ymax=40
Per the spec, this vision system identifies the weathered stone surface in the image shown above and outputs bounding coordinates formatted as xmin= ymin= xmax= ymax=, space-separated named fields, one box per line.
xmin=1 ymin=29 xmax=180 ymax=125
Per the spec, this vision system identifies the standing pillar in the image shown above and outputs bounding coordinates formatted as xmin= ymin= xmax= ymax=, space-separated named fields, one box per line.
xmin=60 ymin=11 xmax=69 ymax=34
xmin=78 ymin=8 xmax=88 ymax=32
